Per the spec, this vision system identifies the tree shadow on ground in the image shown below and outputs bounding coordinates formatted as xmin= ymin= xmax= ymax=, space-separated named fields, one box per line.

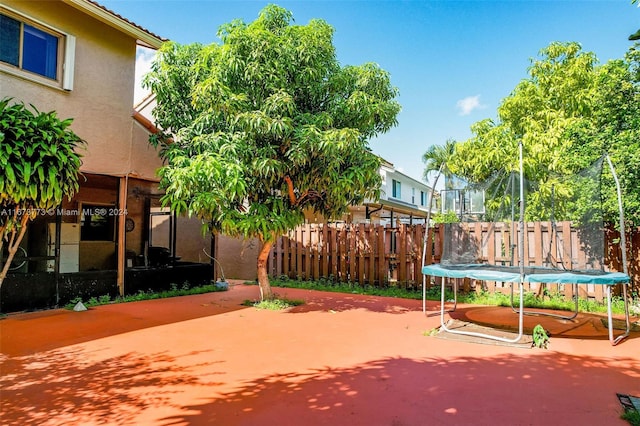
xmin=0 ymin=347 xmax=221 ymax=425
xmin=161 ymin=352 xmax=640 ymax=425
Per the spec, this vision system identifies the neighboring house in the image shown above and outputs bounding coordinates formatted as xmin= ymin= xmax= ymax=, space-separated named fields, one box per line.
xmin=302 ymin=159 xmax=436 ymax=226
xmin=346 ymin=159 xmax=436 ymax=225
xmin=439 ymin=174 xmax=485 ymax=220
xmin=0 ymin=0 xmax=213 ymax=311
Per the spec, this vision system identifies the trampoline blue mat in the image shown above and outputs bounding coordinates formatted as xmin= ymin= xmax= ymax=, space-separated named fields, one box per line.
xmin=422 ymin=264 xmax=629 ymax=285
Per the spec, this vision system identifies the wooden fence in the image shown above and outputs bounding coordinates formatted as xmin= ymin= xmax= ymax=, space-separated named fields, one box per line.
xmin=268 ymin=222 xmax=638 ymax=301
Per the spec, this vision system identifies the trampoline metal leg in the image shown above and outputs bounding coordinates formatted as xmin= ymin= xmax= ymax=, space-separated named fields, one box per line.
xmin=422 ymin=276 xmax=426 ymax=314
xmin=447 ymin=278 xmax=458 ymax=313
xmin=423 ymin=277 xmax=457 ymax=315
xmin=608 ymin=284 xmax=630 ymax=346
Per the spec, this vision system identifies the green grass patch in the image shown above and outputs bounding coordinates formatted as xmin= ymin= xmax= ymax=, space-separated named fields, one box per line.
xmin=622 ymin=409 xmax=640 ymax=426
xmin=423 ymin=327 xmax=440 ymax=336
xmin=269 ymin=276 xmax=445 ymax=300
xmin=242 ymin=297 xmax=305 ymax=310
xmin=268 ymin=277 xmax=634 ymax=315
xmin=64 ymin=281 xmax=228 ymax=310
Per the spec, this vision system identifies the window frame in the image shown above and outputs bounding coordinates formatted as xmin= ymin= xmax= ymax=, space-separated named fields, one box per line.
xmin=79 ymin=203 xmax=117 ymax=242
xmin=392 ymin=179 xmax=401 ymax=199
xmin=0 ymin=5 xmax=75 ymax=90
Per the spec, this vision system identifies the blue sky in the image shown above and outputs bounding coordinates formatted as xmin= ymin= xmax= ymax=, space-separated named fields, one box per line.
xmin=100 ymin=0 xmax=639 ymax=185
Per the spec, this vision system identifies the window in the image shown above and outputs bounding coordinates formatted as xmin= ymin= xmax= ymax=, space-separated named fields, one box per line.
xmin=392 ymin=179 xmax=401 ymax=198
xmin=80 ymin=205 xmax=115 ymax=241
xmin=0 ymin=8 xmax=75 ymax=89
xmin=411 ymin=188 xmax=415 ymax=204
xmin=420 ymin=191 xmax=427 ymax=206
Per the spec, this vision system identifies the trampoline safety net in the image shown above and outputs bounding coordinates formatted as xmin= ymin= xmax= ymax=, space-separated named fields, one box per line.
xmin=439 ymin=156 xmax=610 ymax=273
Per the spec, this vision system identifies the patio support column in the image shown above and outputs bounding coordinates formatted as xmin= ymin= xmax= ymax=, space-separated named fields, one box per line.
xmin=117 ymin=176 xmax=128 ymax=296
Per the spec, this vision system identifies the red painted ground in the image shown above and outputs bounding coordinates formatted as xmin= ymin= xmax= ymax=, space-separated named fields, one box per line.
xmin=1 ymin=282 xmax=639 ymax=425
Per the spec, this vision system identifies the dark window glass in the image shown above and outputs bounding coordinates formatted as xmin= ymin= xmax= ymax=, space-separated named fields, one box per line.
xmin=23 ymin=24 xmax=58 ymax=79
xmin=0 ymin=14 xmax=20 ymax=67
xmin=81 ymin=206 xmax=115 ymax=241
xmin=0 ymin=13 xmax=59 ymax=80
xmin=392 ymin=180 xmax=401 ymax=198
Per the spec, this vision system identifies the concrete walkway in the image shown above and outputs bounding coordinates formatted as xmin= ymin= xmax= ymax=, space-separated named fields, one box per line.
xmin=1 ymin=282 xmax=639 ymax=425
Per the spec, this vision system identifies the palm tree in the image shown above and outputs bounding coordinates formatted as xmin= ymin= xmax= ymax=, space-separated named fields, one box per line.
xmin=422 ymin=139 xmax=457 ymax=202
xmin=420 ymin=139 xmax=457 ymax=311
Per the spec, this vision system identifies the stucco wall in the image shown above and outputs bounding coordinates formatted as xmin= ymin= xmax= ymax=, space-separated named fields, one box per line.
xmin=215 ymin=235 xmax=259 ymax=281
xmin=130 ymin=120 xmax=164 ymax=180
xmin=380 ymin=167 xmax=431 ymax=213
xmin=175 ymin=216 xmax=213 ymax=264
xmin=0 ymin=0 xmax=162 ymax=180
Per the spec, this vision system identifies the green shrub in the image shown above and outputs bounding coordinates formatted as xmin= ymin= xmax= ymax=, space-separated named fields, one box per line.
xmin=621 ymin=408 xmax=640 ymax=426
xmin=532 ymin=324 xmax=550 ymax=349
xmin=64 ymin=281 xmax=227 ymax=310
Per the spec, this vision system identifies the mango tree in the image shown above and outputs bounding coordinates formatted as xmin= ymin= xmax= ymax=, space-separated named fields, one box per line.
xmin=0 ymin=99 xmax=85 ymax=287
xmin=145 ymin=5 xmax=400 ymax=299
xmin=449 ymin=42 xmax=640 ymax=225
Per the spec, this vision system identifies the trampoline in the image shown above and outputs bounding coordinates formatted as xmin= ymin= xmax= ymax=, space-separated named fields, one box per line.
xmin=421 ymin=145 xmax=631 ymax=346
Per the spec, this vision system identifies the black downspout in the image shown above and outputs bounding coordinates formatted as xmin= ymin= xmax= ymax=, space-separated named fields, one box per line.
xmin=171 ymin=211 xmax=178 ymax=266
xmin=54 ymin=210 xmax=62 ymax=306
xmin=142 ymin=198 xmax=150 ymax=267
xmin=210 ymin=231 xmax=216 ymax=281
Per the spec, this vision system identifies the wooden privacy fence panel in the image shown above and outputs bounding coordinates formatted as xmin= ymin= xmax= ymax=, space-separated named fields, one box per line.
xmin=268 ymin=222 xmax=638 ymax=301
xmin=268 ymin=223 xmax=426 ymax=287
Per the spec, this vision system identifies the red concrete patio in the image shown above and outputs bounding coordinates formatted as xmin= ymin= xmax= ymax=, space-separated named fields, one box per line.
xmin=1 ymin=282 xmax=639 ymax=425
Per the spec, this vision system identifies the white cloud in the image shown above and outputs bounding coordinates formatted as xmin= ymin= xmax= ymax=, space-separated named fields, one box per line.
xmin=134 ymin=47 xmax=157 ymax=105
xmin=456 ymin=95 xmax=485 ymax=116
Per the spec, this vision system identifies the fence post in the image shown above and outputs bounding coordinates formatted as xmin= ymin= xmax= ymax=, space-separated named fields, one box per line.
xmin=367 ymin=225 xmax=375 ymax=285
xmin=377 ymin=225 xmax=385 ymax=285
xmin=358 ymin=223 xmax=366 ymax=285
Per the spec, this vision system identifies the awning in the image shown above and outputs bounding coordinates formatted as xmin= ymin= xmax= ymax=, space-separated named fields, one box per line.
xmin=364 ymin=198 xmax=429 ymax=219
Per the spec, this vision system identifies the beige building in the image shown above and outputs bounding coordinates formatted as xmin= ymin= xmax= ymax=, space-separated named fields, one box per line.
xmin=0 ymin=0 xmax=230 ymax=311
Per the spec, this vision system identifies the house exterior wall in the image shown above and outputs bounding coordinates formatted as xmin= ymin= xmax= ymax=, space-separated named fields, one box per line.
xmin=379 ymin=164 xmax=431 ymax=214
xmin=0 ymin=0 xmax=162 ymax=180
xmin=215 ymin=236 xmax=259 ymax=281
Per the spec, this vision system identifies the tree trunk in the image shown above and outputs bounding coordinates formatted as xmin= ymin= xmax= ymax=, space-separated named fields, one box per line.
xmin=0 ymin=213 xmax=30 ymax=290
xmin=257 ymin=240 xmax=274 ymax=301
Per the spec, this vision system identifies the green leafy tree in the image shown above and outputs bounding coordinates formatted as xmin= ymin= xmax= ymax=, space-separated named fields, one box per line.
xmin=431 ymin=211 xmax=460 ymax=224
xmin=0 ymin=99 xmax=85 ymax=287
xmin=422 ymin=139 xmax=456 ymax=222
xmin=564 ymin=48 xmax=640 ymax=225
xmin=144 ymin=5 xmax=400 ymax=299
xmin=449 ymin=42 xmax=640 ymax=225
xmin=422 ymin=139 xmax=457 ymax=191
xmin=630 ymin=0 xmax=640 ymax=40
xmin=454 ymin=42 xmax=597 ymax=180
